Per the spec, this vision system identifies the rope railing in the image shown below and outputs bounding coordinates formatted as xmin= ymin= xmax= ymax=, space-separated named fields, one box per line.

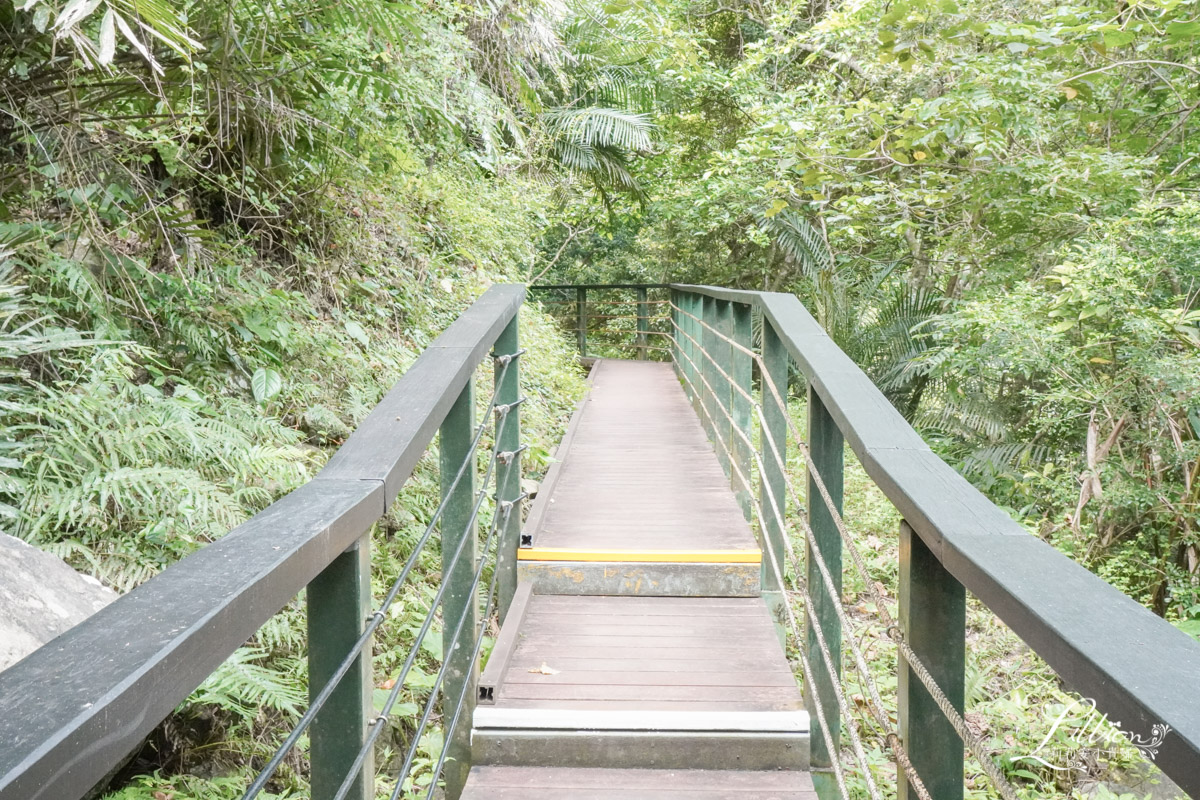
xmin=668 ymin=300 xmax=1022 ymax=799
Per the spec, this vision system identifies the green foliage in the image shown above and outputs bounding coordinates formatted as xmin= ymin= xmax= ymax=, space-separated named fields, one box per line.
xmin=7 ymin=0 xmax=1198 ymax=794
xmin=12 ymin=348 xmax=310 ymax=589
xmin=190 ymin=648 xmax=307 ymax=719
xmin=3 ymin=0 xmax=590 ymax=793
xmin=522 ymin=0 xmax=1200 ymax=794
xmin=105 ymin=773 xmax=299 ymax=800
xmin=533 ymin=0 xmax=1200 ymax=622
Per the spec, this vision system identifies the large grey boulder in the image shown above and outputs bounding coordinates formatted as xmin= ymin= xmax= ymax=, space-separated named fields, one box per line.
xmin=0 ymin=534 xmax=117 ymax=672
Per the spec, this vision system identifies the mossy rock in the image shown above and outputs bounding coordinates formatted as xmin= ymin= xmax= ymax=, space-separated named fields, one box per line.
xmin=301 ymin=405 xmax=352 ymax=445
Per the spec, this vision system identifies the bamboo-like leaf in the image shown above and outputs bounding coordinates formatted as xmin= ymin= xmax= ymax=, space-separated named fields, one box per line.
xmin=54 ymin=0 xmax=104 ymax=32
xmin=97 ymin=8 xmax=116 ymax=66
xmin=113 ymin=11 xmax=162 ymax=74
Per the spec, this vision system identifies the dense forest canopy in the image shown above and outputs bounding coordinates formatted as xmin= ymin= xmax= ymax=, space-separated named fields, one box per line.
xmin=0 ymin=0 xmax=1198 ymax=796
xmin=539 ymin=0 xmax=1200 ymax=623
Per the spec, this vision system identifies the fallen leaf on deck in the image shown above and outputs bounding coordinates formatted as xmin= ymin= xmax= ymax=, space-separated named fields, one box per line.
xmin=529 ymin=663 xmax=560 ymax=675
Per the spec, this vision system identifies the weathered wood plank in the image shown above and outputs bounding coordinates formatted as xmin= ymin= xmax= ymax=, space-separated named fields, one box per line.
xmin=507 ymin=645 xmax=788 ymax=660
xmin=487 ymin=698 xmax=806 ymax=711
xmin=462 ymin=764 xmax=817 ymax=798
xmin=497 ymin=685 xmax=802 ymax=704
xmin=506 ymin=657 xmax=793 ymax=674
xmin=490 ymin=594 xmax=802 ymax=716
xmin=531 ymin=596 xmax=765 ymax=611
xmin=501 ymin=671 xmax=799 ymax=688
xmin=527 ymin=360 xmax=759 ymax=555
xmin=509 ymin=634 xmax=779 ymax=650
xmin=464 ymin=789 xmax=815 ymax=799
xmin=516 ymin=621 xmax=783 ymax=639
xmin=475 ymin=707 xmax=809 ymax=732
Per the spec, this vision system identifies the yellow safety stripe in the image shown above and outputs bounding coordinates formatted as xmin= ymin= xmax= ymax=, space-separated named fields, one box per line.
xmin=516 ymin=547 xmax=762 ymax=563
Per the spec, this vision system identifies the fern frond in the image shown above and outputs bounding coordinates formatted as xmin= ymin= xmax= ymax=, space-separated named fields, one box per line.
xmin=961 ymin=442 xmax=1050 ymax=478
xmin=188 ymin=647 xmax=306 ymax=718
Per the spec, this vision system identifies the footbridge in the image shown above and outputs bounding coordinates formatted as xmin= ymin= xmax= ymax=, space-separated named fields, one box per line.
xmin=1 ymin=284 xmax=1198 ymax=800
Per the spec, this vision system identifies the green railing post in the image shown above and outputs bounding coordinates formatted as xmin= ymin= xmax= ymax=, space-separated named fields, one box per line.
xmin=494 ymin=315 xmax=521 ymax=623
xmin=899 ymin=520 xmax=965 ymax=800
xmin=730 ymin=301 xmax=753 ymax=516
xmin=576 ymin=287 xmax=587 ymax=357
xmin=761 ymin=320 xmax=789 ymax=636
xmin=699 ymin=294 xmax=719 ymax=443
xmin=636 ymin=286 xmax=649 ymax=361
xmin=711 ymin=299 xmax=733 ymax=477
xmin=307 ymin=536 xmax=373 ymax=800
xmin=684 ymin=292 xmax=700 ymax=406
xmin=669 ymin=289 xmax=680 ymax=374
xmin=807 ymin=388 xmax=843 ymax=799
xmin=440 ymin=381 xmax=478 ymax=800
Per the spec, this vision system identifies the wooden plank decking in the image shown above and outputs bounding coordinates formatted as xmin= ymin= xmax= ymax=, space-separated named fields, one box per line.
xmin=462 ymin=766 xmax=817 ymax=799
xmin=523 ymin=359 xmax=759 ymax=555
xmin=480 ymin=595 xmax=802 ymax=711
xmin=465 ymin=358 xmax=811 ymax=796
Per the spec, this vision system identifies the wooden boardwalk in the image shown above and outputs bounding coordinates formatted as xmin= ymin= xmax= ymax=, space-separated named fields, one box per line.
xmin=523 ymin=359 xmax=760 ymax=554
xmin=464 ymin=359 xmax=813 ymax=797
xmin=515 ymin=360 xmax=764 ymax=597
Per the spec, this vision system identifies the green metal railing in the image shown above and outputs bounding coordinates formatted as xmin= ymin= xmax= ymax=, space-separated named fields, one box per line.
xmin=530 ymin=283 xmax=672 ymax=361
xmin=3 ymin=280 xmax=1199 ymax=800
xmin=0 ymin=286 xmax=529 ymax=800
xmin=542 ymin=282 xmax=1200 ymax=800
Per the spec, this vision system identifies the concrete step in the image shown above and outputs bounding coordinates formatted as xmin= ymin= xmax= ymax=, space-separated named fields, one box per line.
xmin=472 ymin=707 xmax=810 ymax=770
xmin=461 ymin=766 xmax=817 ymax=798
xmin=516 ymin=555 xmax=761 ymax=597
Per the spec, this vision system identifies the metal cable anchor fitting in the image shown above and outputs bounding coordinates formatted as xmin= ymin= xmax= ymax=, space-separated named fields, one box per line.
xmin=492 ymin=348 xmax=527 ymax=367
xmin=494 ymin=397 xmax=526 ymax=417
xmin=497 ymin=443 xmax=529 ymax=465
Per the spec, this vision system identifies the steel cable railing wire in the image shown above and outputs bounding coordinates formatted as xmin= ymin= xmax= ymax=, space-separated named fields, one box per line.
xmin=329 ymin=397 xmax=524 ymax=800
xmin=670 ymin=339 xmax=886 ymax=800
xmin=534 ymin=298 xmax=671 ymax=307
xmin=357 ymin=492 xmax=522 ymax=800
xmin=675 ymin=338 xmax=931 ymax=800
xmin=674 ymin=332 xmax=955 ymax=800
xmin=392 ymin=492 xmax=525 ymax=800
xmin=680 ymin=306 xmax=1022 ymax=800
xmin=673 ymin=313 xmax=959 ymax=789
xmin=241 ymin=353 xmax=522 ymax=800
xmin=420 ymin=498 xmax=526 ymax=800
xmin=670 ymin=303 xmax=1023 ymax=800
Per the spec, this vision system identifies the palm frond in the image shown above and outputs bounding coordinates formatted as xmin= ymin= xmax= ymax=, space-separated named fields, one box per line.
xmin=759 ymin=208 xmax=833 ymax=278
xmin=544 ymin=106 xmax=654 ymax=152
